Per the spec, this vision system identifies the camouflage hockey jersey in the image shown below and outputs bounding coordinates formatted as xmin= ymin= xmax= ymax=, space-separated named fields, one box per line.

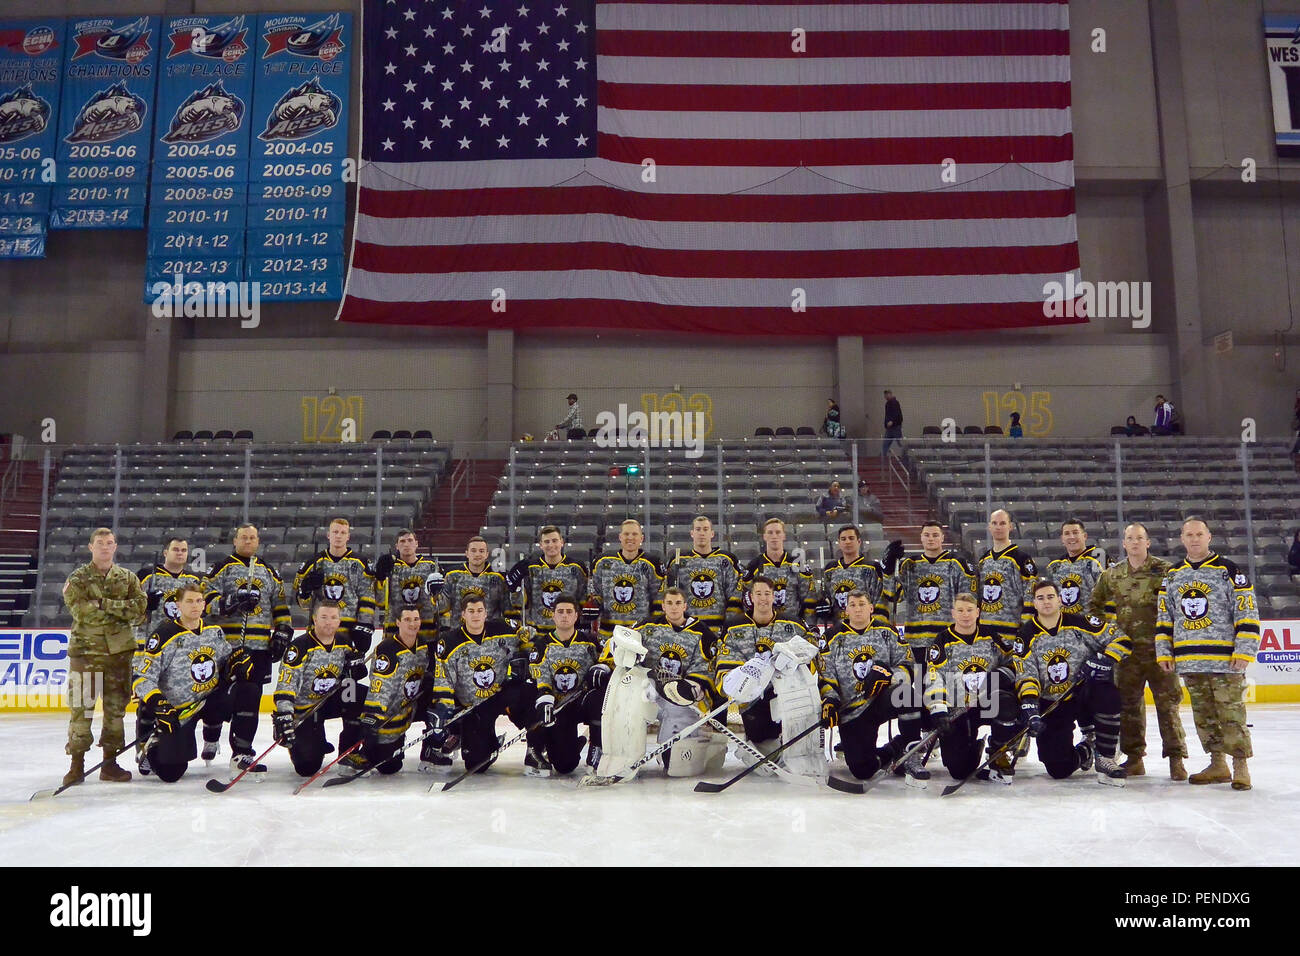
xmin=531 ymin=632 xmax=602 ymax=706
xmin=922 ymin=623 xmax=1014 ymax=713
xmin=64 ymin=562 xmax=148 ymax=656
xmin=435 ymin=563 xmax=510 ymax=625
xmin=295 ymin=548 xmax=376 ymax=628
xmin=666 ymin=549 xmax=741 ymax=624
xmin=1047 ymin=547 xmax=1107 ymax=616
xmin=715 ymin=615 xmax=813 ymax=711
xmin=137 ymin=565 xmax=207 ymax=644
xmin=363 ymin=635 xmax=431 ymax=740
xmin=1155 ymin=554 xmax=1260 ymax=674
xmin=519 ymin=555 xmax=588 ymax=633
xmin=202 ymin=553 xmax=291 ymax=652
xmin=431 ymin=621 xmax=534 ymax=710
xmin=273 ymin=629 xmax=360 ymax=716
xmin=977 ymin=544 xmax=1038 ymax=634
xmin=600 ymin=616 xmax=718 ymax=686
xmin=820 ymin=557 xmax=890 ymax=624
xmin=379 ymin=555 xmax=441 ymax=633
xmin=1089 ymin=555 xmax=1172 ymax=649
xmin=741 ymin=552 xmax=814 ymax=623
xmin=589 ymin=551 xmax=665 ymax=641
xmin=882 ymin=551 xmax=977 ymax=655
xmin=817 ymin=622 xmax=913 ymax=725
xmin=1012 ymin=612 xmax=1130 ymax=703
xmin=132 ymin=618 xmax=232 ymax=712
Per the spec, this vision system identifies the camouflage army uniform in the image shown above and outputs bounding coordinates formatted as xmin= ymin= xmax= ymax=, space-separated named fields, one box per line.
xmin=1090 ymin=555 xmax=1186 ymax=759
xmin=63 ymin=563 xmax=147 ymax=755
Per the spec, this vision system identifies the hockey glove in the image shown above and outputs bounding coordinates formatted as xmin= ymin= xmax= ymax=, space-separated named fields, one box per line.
xmin=1020 ymin=699 xmax=1044 ymax=738
xmin=820 ymin=697 xmax=839 ymax=729
xmin=425 ymin=700 xmax=453 ymax=735
xmin=358 ymin=711 xmax=382 ymax=750
xmin=579 ymin=598 xmax=602 ymax=634
xmin=146 ymin=588 xmax=163 ymax=613
xmin=536 ymin=694 xmax=556 ymax=727
xmin=882 ymin=540 xmax=905 ymax=576
xmin=863 ymin=663 xmax=893 ymax=698
xmin=344 ymin=650 xmax=369 ymax=683
xmin=1085 ymin=655 xmax=1114 ymax=683
xmin=272 ymin=711 xmax=296 ymax=748
xmin=504 ymin=558 xmax=530 ymax=591
xmin=220 ymin=588 xmax=258 ymax=617
xmin=657 ymin=676 xmax=706 ymax=708
xmin=150 ymin=698 xmax=181 ymax=736
xmin=269 ymin=624 xmax=293 ymax=663
xmin=505 ymin=652 xmax=530 ymax=685
xmin=226 ymin=648 xmax=256 ymax=683
xmin=587 ymin=663 xmax=611 ymax=689
xmin=930 ymin=707 xmax=953 ymax=734
xmin=350 ymin=622 xmax=374 ymax=653
xmin=814 ymin=598 xmax=833 ymax=620
xmin=373 ymin=553 xmax=395 ymax=581
xmin=424 ymin=570 xmax=445 ymax=599
xmin=298 ymin=569 xmax=325 ymax=601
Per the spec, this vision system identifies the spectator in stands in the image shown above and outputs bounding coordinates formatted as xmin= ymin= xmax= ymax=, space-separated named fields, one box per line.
xmin=856 ymin=479 xmax=883 ymax=520
xmin=822 ymin=399 xmax=845 ymax=439
xmin=882 ymin=390 xmax=904 ymax=461
xmin=816 ymin=481 xmax=847 ymax=519
xmin=1008 ymin=411 xmax=1023 ymax=438
xmin=1289 ymin=529 xmax=1300 ymax=583
xmin=1291 ymin=387 xmax=1300 ymax=454
xmin=556 ymin=393 xmax=583 ymax=438
xmin=1124 ymin=415 xmax=1141 ymax=436
xmin=1152 ymin=394 xmax=1174 ymax=435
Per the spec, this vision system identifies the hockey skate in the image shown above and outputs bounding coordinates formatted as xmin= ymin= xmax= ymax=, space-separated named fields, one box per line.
xmin=1075 ymin=738 xmax=1094 ymax=773
xmin=978 ymin=748 xmax=1015 ymax=786
xmin=1095 ymin=754 xmax=1126 ymax=787
xmin=201 ymin=739 xmax=221 ymax=765
xmin=524 ymin=744 xmax=552 ymax=778
xmin=136 ymin=748 xmax=153 ymax=777
xmin=900 ymin=741 xmax=931 ymax=789
xmin=229 ymin=753 xmax=267 ymax=780
xmin=418 ymin=737 xmax=452 ymax=773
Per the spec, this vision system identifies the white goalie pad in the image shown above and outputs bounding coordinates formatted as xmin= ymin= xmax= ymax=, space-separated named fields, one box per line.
xmin=771 ymin=636 xmax=819 ymax=671
xmin=609 ymin=625 xmax=647 ymax=670
xmin=666 ymin=731 xmax=727 ymax=777
xmin=595 ymin=661 xmax=658 ymax=779
xmin=771 ymin=660 xmax=826 ymax=780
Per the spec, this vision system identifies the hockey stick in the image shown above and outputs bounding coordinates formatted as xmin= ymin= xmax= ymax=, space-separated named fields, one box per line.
xmin=437 ymin=689 xmax=583 ymax=792
xmin=700 ymin=715 xmax=856 ymax=791
xmin=693 ymin=720 xmax=826 ymax=793
xmin=857 ymin=704 xmax=972 ymax=795
xmin=940 ymin=672 xmax=1088 ymax=797
xmin=579 ymin=701 xmax=730 ymax=788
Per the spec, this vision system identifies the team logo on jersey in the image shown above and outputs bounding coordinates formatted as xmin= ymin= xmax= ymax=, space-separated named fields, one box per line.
xmin=145 ymin=634 xmax=163 ymax=653
xmin=259 ymin=78 xmax=341 ymax=142
xmin=0 ymin=85 xmax=52 ymax=144
xmin=403 ymin=677 xmax=422 ymax=699
xmin=540 ymin=580 xmax=565 ymax=611
xmin=471 ymin=657 xmax=498 ymax=697
xmin=459 ymin=585 xmax=486 ymax=610
xmin=399 ymin=576 xmax=424 ymax=606
xmin=688 ymin=571 xmax=717 ymax=608
xmin=66 ymin=82 xmax=148 ymax=145
xmin=1176 ymin=584 xmax=1213 ymax=630
xmin=72 ymin=16 xmax=153 ymax=63
xmin=554 ymin=665 xmax=580 ymax=694
xmin=373 ymin=654 xmax=396 ymax=676
xmin=657 ymin=642 xmax=688 ymax=679
xmin=161 ymin=81 xmax=244 ymax=144
xmin=311 ymin=667 xmax=339 ymax=696
xmin=610 ymin=575 xmax=638 ymax=613
xmin=162 ymin=590 xmax=181 ymax=621
xmin=1045 ymin=650 xmax=1071 ymax=689
xmin=189 ymin=649 xmax=219 ymax=692
xmin=915 ymin=577 xmax=943 ymax=613
xmin=284 ymin=645 xmax=301 ymax=665
xmin=1233 ymin=572 xmax=1248 ymax=588
xmin=851 ymin=650 xmax=876 ymax=692
xmin=1058 ymin=575 xmax=1082 ymax=608
xmin=959 ymin=660 xmax=991 ymax=703
xmin=318 ymin=574 xmax=348 ymax=604
xmin=981 ymin=574 xmax=1005 ymax=609
xmin=167 ymin=16 xmax=248 ymax=61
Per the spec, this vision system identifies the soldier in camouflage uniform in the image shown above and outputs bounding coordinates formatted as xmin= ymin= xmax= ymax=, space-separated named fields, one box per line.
xmin=1089 ymin=522 xmax=1187 ymax=779
xmin=1156 ymin=518 xmax=1260 ymax=791
xmin=61 ymin=528 xmax=147 ymax=786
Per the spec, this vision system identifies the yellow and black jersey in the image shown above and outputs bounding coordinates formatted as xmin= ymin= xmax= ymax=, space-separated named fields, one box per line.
xmin=363 ymin=635 xmax=431 ymax=739
xmin=1155 ymin=554 xmax=1260 ymax=674
xmin=883 ymin=550 xmax=977 ymax=655
xmin=295 ymin=548 xmax=376 ymax=627
xmin=203 ymin=553 xmax=291 ymax=651
xmin=589 ymin=550 xmax=665 ymax=640
xmin=274 ymin=628 xmax=359 ymax=716
xmin=132 ymin=618 xmax=231 ymax=712
xmin=741 ymin=551 xmax=814 ymax=623
xmin=136 ymin=565 xmax=207 ymax=643
xmin=1012 ymin=612 xmax=1128 ymax=703
xmin=922 ymin=623 xmax=1013 ymax=712
xmin=431 ymin=620 xmax=533 ymax=709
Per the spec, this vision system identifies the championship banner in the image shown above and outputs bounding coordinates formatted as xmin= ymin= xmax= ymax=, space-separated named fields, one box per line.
xmin=249 ymin=11 xmax=351 ymax=302
xmin=1265 ymin=15 xmax=1300 ymax=158
xmin=146 ymin=14 xmax=256 ymax=298
xmin=0 ymin=19 xmax=63 ymax=258
xmin=51 ymin=15 xmax=160 ymax=230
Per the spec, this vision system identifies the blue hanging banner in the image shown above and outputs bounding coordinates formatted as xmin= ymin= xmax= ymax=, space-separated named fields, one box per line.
xmin=0 ymin=20 xmax=63 ymax=257
xmin=52 ymin=15 xmax=160 ymax=230
xmin=249 ymin=11 xmax=351 ymax=302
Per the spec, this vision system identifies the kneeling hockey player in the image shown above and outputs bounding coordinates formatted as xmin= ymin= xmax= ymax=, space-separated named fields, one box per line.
xmin=531 ymin=596 xmax=604 ymax=774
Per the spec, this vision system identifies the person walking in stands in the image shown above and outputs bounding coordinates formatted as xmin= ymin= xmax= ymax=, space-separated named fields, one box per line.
xmin=882 ymin=390 xmax=904 ymax=461
xmin=822 ymin=399 xmax=845 ymax=439
xmin=556 ymin=393 xmax=583 ymax=438
xmin=1008 ymin=412 xmax=1023 ymax=438
xmin=1153 ymin=395 xmax=1174 ymax=435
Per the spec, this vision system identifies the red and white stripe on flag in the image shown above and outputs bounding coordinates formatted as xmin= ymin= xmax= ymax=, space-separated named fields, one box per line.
xmin=338 ymin=0 xmax=1082 ymax=336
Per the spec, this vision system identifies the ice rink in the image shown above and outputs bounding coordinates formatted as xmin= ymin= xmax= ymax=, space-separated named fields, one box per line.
xmin=3 ymin=706 xmax=1296 ymax=867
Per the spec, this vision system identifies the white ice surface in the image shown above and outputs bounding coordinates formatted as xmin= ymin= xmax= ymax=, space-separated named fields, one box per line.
xmin=3 ymin=707 xmax=1297 ymax=867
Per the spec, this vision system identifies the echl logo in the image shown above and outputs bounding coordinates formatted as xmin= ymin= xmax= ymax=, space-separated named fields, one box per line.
xmin=168 ymin=16 xmax=248 ymax=61
xmin=263 ymin=14 xmax=345 ymax=61
xmin=65 ymin=82 xmax=147 ymax=144
xmin=20 ymin=27 xmax=57 ymax=57
xmin=0 ymin=85 xmax=51 ymax=144
xmin=259 ymin=78 xmax=341 ymax=142
xmin=72 ymin=16 xmax=152 ymax=63
xmin=162 ymin=81 xmax=244 ymax=144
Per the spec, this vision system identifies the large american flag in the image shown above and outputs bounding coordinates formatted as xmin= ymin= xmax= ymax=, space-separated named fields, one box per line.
xmin=337 ymin=0 xmax=1081 ymax=336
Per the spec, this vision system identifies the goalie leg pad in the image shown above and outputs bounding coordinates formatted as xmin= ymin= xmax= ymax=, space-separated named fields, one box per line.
xmin=771 ymin=664 xmax=826 ymax=780
xmin=595 ymin=663 xmax=658 ymax=779
xmin=666 ymin=731 xmax=728 ymax=777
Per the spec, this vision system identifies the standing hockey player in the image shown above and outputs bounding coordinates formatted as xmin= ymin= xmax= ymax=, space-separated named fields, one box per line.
xmin=342 ymin=605 xmax=432 ymax=776
xmin=133 ymin=585 xmax=254 ymax=783
xmin=375 ymin=529 xmax=442 ymax=643
xmin=665 ymin=515 xmax=741 ymax=634
xmin=428 ymin=597 xmax=545 ymax=774
xmin=1156 ymin=518 xmax=1260 ymax=791
xmin=1048 ymin=519 xmax=1107 ymax=615
xmin=272 ymin=602 xmax=366 ymax=777
xmin=295 ymin=517 xmax=377 ymax=653
xmin=517 ymin=526 xmax=589 ymax=638
xmin=1089 ymin=523 xmax=1186 ymax=779
xmin=203 ymin=524 xmax=293 ymax=777
xmin=977 ymin=509 xmax=1038 ymax=641
xmin=589 ymin=519 xmax=665 ymax=644
xmin=818 ymin=591 xmax=919 ymax=782
xmin=436 ymin=536 xmax=509 ymax=626
xmin=531 ymin=596 xmax=604 ymax=774
xmin=818 ymin=525 xmax=899 ymax=629
xmin=1012 ymin=580 xmax=1130 ymax=786
xmin=741 ymin=518 xmax=814 ymax=624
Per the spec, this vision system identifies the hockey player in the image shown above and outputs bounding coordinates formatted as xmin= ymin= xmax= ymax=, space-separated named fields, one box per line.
xmin=1048 ymin=519 xmax=1107 ymax=615
xmin=203 ymin=524 xmax=293 ymax=777
xmin=977 ymin=509 xmax=1038 ymax=641
xmin=817 ymin=591 xmax=921 ymax=782
xmin=516 ymin=526 xmax=589 ymax=638
xmin=295 ymin=517 xmax=377 ymax=653
xmin=531 ymin=596 xmax=604 ymax=774
xmin=714 ymin=577 xmax=823 ymax=777
xmin=589 ymin=519 xmax=665 ymax=644
xmin=428 ymin=597 xmax=545 ymax=775
xmin=665 ymin=515 xmax=741 ymax=634
xmin=272 ymin=602 xmax=366 ymax=777
xmin=342 ymin=605 xmax=433 ymax=776
xmin=1156 ymin=518 xmax=1260 ymax=790
xmin=817 ymin=525 xmax=898 ymax=630
xmin=741 ymin=518 xmax=814 ymax=624
xmin=921 ymin=593 xmax=1019 ymax=782
xmin=1013 ymin=579 xmax=1130 ymax=786
xmin=375 ymin=529 xmax=442 ymax=643
xmin=435 ymin=536 xmax=509 ymax=625
xmin=133 ymin=585 xmax=255 ymax=783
